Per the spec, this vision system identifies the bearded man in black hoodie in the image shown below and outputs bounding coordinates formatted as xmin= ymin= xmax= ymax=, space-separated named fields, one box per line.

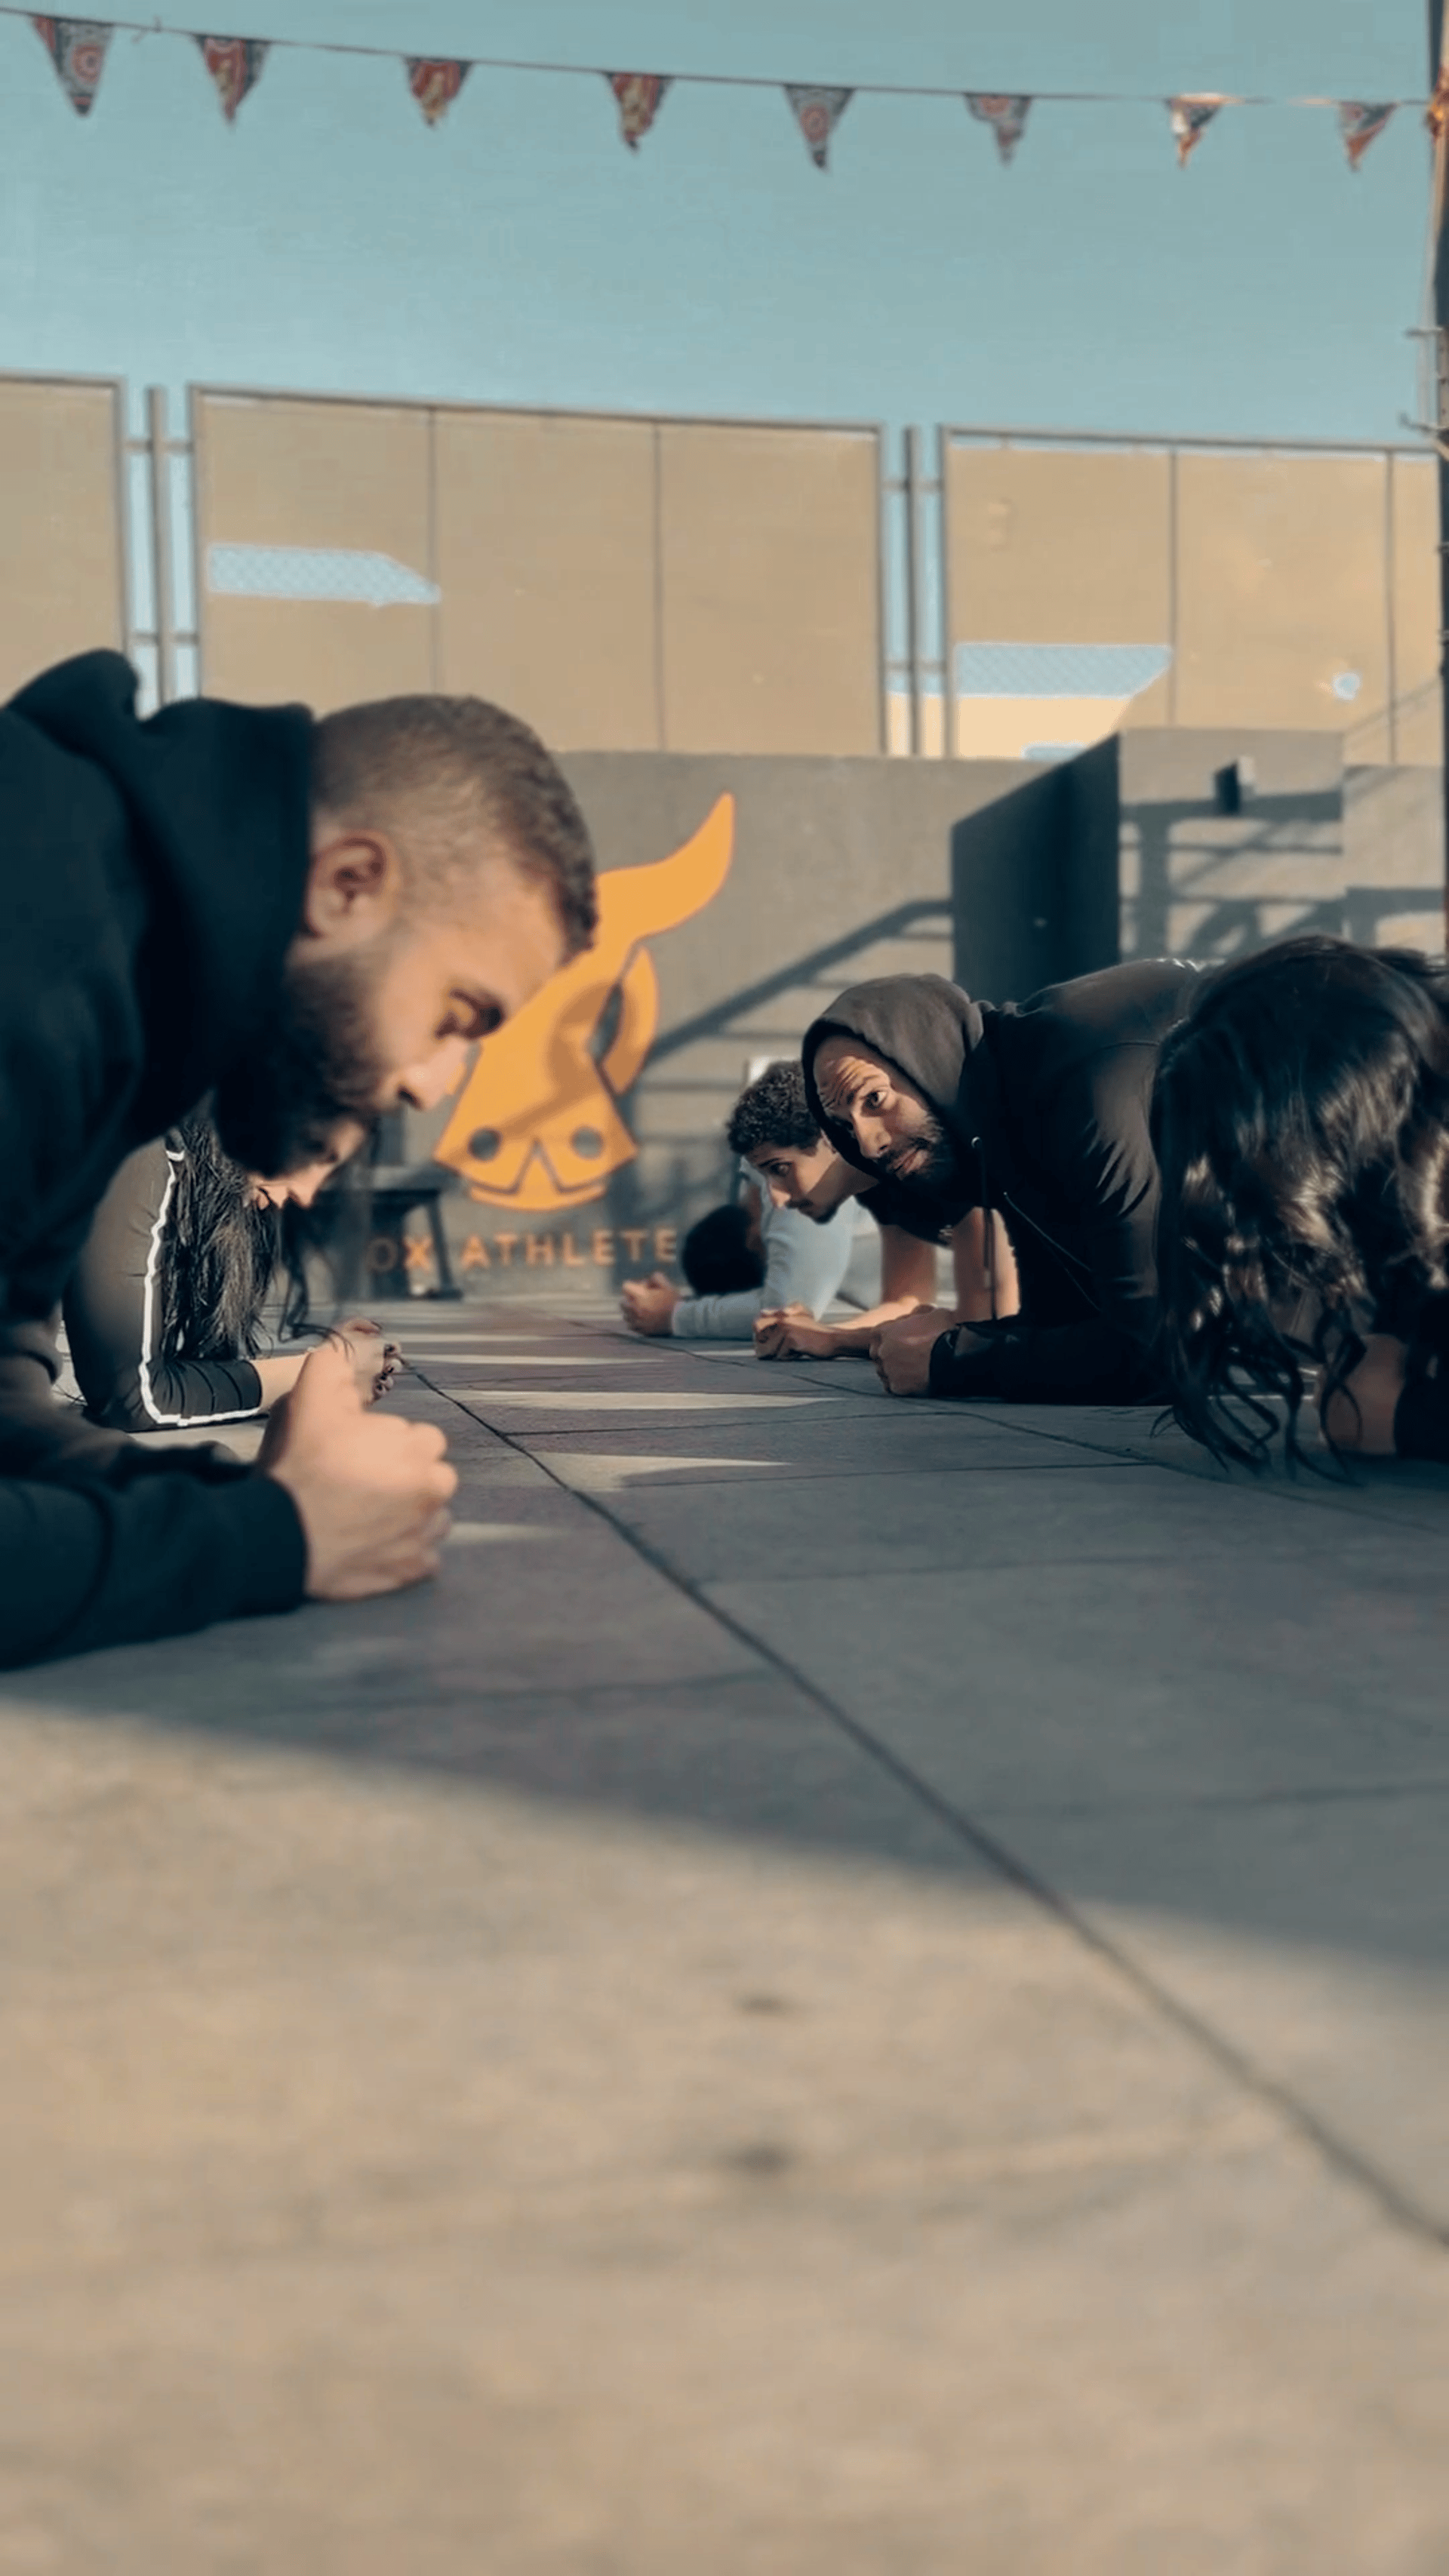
xmin=0 ymin=651 xmax=595 ymax=1667
xmin=801 ymin=960 xmax=1201 ymax=1404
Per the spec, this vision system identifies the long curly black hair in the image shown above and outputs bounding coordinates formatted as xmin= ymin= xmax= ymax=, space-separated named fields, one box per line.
xmin=1150 ymin=934 xmax=1449 ymax=1466
xmin=158 ymin=1111 xmax=312 ymax=1362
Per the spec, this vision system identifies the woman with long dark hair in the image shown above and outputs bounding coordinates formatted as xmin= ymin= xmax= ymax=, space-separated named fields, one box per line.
xmin=1151 ymin=934 xmax=1449 ymax=1466
xmin=64 ymin=1109 xmax=398 ymax=1432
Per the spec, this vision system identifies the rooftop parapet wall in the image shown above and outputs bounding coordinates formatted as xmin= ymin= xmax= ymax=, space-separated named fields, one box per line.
xmin=1120 ymin=729 xmax=1444 ymax=963
xmin=381 ymin=740 xmax=1444 ymax=1300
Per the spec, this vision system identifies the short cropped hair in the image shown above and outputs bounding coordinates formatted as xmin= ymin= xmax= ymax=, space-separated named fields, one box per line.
xmin=725 ymin=1060 xmax=820 ymax=1159
xmin=312 ymin=694 xmax=597 ymax=959
xmin=681 ymin=1202 xmax=765 ymax=1297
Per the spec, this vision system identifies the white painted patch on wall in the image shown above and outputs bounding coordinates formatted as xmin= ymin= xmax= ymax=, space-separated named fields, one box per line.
xmin=942 ymin=641 xmax=1174 ymax=762
xmin=953 ymin=643 xmax=1173 ymax=699
xmin=207 ymin=543 xmax=441 ymax=607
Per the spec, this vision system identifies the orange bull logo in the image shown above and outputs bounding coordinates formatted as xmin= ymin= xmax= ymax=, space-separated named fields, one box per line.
xmin=434 ymin=796 xmax=735 ymax=1213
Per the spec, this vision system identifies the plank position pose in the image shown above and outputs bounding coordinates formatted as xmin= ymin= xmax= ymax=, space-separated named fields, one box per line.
xmin=1151 ymin=934 xmax=1449 ymax=1464
xmin=64 ymin=1112 xmax=399 ymax=1433
xmin=0 ymin=651 xmax=595 ymax=1667
xmin=620 ymin=1061 xmax=857 ymax=1340
xmin=722 ymin=1060 xmax=1020 ymax=1365
xmin=800 ymin=961 xmax=1203 ymax=1401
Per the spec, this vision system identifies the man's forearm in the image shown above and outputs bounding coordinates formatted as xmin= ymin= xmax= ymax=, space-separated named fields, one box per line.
xmin=951 ymin=1208 xmax=1021 ymax=1325
xmin=0 ymin=1468 xmax=306 ymax=1668
xmin=0 ymin=1319 xmax=310 ymax=1664
xmin=814 ymin=1297 xmax=925 ymax=1353
xmin=929 ymin=1315 xmax=1164 ymax=1404
xmin=0 ymin=1329 xmax=132 ymax=1477
xmin=669 ymin=1286 xmax=764 ymax=1340
xmin=251 ymin=1352 xmax=309 ymax=1410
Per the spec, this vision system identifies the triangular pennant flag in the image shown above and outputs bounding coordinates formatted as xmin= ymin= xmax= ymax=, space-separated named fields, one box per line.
xmin=964 ymin=94 xmax=1032 ymax=165
xmin=195 ymin=36 xmax=269 ymax=125
xmin=31 ymin=17 xmax=112 ymax=116
xmin=405 ymin=57 xmax=470 ymax=128
xmin=1337 ymin=100 xmax=1395 ymax=171
xmin=1167 ymin=94 xmax=1225 ymax=167
xmin=606 ymin=73 xmax=672 ymax=151
xmin=785 ymin=84 xmax=854 ymax=171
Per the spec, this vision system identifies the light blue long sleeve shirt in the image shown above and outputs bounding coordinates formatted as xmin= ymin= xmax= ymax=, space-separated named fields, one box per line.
xmin=670 ymin=1162 xmax=857 ymax=1340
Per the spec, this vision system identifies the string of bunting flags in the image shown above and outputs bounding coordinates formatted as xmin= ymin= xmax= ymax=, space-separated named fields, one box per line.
xmin=17 ymin=16 xmax=1429 ymax=172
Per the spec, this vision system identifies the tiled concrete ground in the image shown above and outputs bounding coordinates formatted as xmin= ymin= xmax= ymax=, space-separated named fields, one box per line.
xmin=5 ymin=1304 xmax=1449 ymax=2572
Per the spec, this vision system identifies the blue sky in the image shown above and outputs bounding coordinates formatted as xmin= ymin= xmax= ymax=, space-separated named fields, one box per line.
xmin=0 ymin=0 xmax=1432 ymax=444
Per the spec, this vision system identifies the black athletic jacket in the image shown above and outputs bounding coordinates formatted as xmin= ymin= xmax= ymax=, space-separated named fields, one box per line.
xmin=0 ymin=651 xmax=311 ymax=1665
xmin=64 ymin=1136 xmax=269 ymax=1433
xmin=803 ymin=961 xmax=1204 ymax=1404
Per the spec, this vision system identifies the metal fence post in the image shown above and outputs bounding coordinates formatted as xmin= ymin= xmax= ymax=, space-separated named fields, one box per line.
xmin=903 ymin=426 xmax=923 ymax=756
xmin=937 ymin=425 xmax=953 ymax=759
xmin=146 ymin=386 xmax=180 ymax=705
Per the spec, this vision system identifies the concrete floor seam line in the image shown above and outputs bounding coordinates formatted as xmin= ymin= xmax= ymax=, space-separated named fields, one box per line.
xmin=423 ymin=1365 xmax=1449 ymax=2261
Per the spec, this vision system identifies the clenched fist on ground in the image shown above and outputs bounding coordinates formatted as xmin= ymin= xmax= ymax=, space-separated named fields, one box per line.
xmin=258 ymin=1339 xmax=457 ymax=1599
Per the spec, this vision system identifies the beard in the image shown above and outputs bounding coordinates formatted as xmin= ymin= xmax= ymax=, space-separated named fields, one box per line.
xmin=856 ymin=1112 xmax=971 ymax=1237
xmin=867 ymin=1112 xmax=959 ymax=1198
xmin=212 ymin=946 xmax=389 ymax=1177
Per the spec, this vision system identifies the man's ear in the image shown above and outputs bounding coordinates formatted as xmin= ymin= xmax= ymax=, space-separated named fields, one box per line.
xmin=297 ymin=828 xmax=405 ymax=947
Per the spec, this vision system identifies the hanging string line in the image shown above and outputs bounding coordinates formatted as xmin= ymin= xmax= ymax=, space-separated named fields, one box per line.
xmin=0 ymin=12 xmax=1431 ymax=110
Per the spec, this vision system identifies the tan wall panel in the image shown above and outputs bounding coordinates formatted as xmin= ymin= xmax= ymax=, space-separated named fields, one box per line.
xmin=435 ymin=411 xmax=658 ymax=749
xmin=1116 ymin=670 xmax=1174 ymax=728
xmin=0 ymin=380 xmax=123 ymax=697
xmin=198 ymin=597 xmax=434 ymax=713
xmin=1175 ymin=452 xmax=1389 ymax=731
xmin=949 ymin=672 xmax=1173 ymax=756
xmin=658 ymin=424 xmax=880 ymax=754
xmin=195 ymin=395 xmax=434 ymax=710
xmin=954 ymin=694 xmax=1128 ymax=760
xmin=1389 ymin=455 xmax=1442 ymax=766
xmin=946 ymin=447 xmax=1173 ymax=645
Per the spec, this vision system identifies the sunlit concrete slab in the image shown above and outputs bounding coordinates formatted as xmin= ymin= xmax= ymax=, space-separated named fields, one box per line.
xmin=992 ymin=1791 xmax=1449 ymax=2236
xmin=537 ymin=1451 xmax=792 ymax=1492
xmin=442 ymin=1519 xmax=553 ymax=1545
xmin=3 ymin=1707 xmax=1449 ymax=2573
xmin=6 ymin=1310 xmax=1449 ymax=2568
xmin=408 ymin=1350 xmax=668 ymax=1366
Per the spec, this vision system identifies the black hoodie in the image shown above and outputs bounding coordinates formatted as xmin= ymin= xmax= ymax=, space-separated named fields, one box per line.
xmin=803 ymin=960 xmax=1204 ymax=1403
xmin=0 ymin=651 xmax=312 ymax=1664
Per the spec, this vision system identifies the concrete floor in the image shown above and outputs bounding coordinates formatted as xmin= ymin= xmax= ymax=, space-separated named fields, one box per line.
xmin=5 ymin=1306 xmax=1449 ymax=2572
